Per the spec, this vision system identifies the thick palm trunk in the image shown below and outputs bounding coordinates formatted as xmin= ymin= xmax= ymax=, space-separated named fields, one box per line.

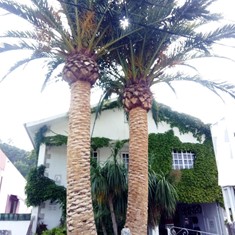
xmin=67 ymin=80 xmax=97 ymax=235
xmin=125 ymin=107 xmax=149 ymax=234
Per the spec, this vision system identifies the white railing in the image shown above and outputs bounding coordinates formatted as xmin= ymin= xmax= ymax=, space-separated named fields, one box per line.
xmin=167 ymin=226 xmax=220 ymax=235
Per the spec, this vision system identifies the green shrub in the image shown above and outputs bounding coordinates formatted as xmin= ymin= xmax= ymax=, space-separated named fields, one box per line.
xmin=42 ymin=226 xmax=66 ymax=235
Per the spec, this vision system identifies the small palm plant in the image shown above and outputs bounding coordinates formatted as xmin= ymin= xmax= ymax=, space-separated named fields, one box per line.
xmin=91 ymin=140 xmax=128 ymax=235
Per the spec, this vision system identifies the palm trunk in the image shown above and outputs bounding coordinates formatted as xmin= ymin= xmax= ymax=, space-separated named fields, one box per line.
xmin=125 ymin=107 xmax=149 ymax=234
xmin=101 ymin=220 xmax=108 ymax=235
xmin=67 ymin=80 xmax=97 ymax=235
xmin=108 ymin=196 xmax=118 ymax=235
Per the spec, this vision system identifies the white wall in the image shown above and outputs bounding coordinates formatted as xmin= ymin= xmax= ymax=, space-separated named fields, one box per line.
xmin=0 ymin=150 xmax=31 ymax=213
xmin=37 ymin=108 xmax=202 ymax=145
xmin=0 ymin=221 xmax=30 ymax=235
xmin=211 ymin=116 xmax=235 ymax=186
xmin=33 ymin=145 xmax=67 ymax=231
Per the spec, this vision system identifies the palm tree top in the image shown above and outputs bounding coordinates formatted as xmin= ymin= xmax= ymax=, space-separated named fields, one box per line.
xmin=97 ymin=0 xmax=235 ymax=102
xmin=0 ymin=0 xmax=143 ymax=84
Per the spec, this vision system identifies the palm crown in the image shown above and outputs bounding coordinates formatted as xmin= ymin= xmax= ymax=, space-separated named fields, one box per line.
xmin=99 ymin=0 xmax=235 ymax=109
xmin=0 ymin=0 xmax=142 ymax=85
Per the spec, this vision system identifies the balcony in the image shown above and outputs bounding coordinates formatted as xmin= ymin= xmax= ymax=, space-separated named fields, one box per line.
xmin=0 ymin=213 xmax=31 ymax=221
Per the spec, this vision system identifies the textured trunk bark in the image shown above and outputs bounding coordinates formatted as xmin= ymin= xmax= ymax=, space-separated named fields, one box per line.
xmin=125 ymin=107 xmax=148 ymax=235
xmin=108 ymin=196 xmax=118 ymax=235
xmin=67 ymin=80 xmax=97 ymax=235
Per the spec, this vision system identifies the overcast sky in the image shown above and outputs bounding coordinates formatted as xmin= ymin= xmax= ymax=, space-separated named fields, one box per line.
xmin=0 ymin=0 xmax=235 ymax=151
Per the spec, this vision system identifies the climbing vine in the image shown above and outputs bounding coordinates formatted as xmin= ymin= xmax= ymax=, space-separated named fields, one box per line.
xmin=32 ymin=102 xmax=221 ymax=205
xmin=25 ymin=165 xmax=66 ymax=219
xmin=151 ymin=102 xmax=211 ymax=141
xmin=148 ymin=130 xmax=222 ymax=205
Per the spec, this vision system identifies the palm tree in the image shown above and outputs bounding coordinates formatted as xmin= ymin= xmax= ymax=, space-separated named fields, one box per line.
xmin=0 ymin=1 xmax=143 ymax=234
xmin=98 ymin=0 xmax=235 ymax=233
xmin=148 ymin=170 xmax=179 ymax=232
xmin=91 ymin=140 xmax=128 ymax=235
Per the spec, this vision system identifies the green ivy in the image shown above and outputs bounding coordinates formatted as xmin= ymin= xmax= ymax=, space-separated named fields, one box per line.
xmin=35 ymin=127 xmax=111 ymax=151
xmin=91 ymin=137 xmax=111 ymax=150
xmin=92 ymin=100 xmax=211 ymax=141
xmin=25 ymin=165 xmax=66 ymax=219
xmin=43 ymin=135 xmax=68 ymax=146
xmin=152 ymin=102 xmax=211 ymax=141
xmin=33 ymin=103 xmax=221 ymax=205
xmin=148 ymin=131 xmax=223 ymax=205
xmin=34 ymin=125 xmax=48 ymax=155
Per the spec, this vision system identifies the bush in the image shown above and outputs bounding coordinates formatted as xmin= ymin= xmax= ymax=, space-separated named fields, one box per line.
xmin=42 ymin=226 xmax=66 ymax=235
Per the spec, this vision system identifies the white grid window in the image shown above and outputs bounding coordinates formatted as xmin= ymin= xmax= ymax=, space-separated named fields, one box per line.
xmin=122 ymin=153 xmax=129 ymax=169
xmin=172 ymin=151 xmax=195 ymax=170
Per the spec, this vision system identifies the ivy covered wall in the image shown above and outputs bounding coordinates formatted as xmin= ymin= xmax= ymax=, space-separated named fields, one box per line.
xmin=34 ymin=101 xmax=222 ymax=205
xmin=39 ymin=130 xmax=222 ymax=205
xmin=148 ymin=130 xmax=222 ymax=205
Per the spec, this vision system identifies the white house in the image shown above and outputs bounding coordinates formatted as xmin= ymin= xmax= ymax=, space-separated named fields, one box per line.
xmin=0 ymin=149 xmax=32 ymax=235
xmin=25 ymin=104 xmax=226 ymax=234
xmin=211 ymin=112 xmax=235 ymax=225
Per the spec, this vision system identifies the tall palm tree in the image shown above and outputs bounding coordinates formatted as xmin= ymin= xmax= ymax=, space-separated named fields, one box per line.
xmin=0 ymin=1 xmax=142 ymax=234
xmin=98 ymin=0 xmax=235 ymax=233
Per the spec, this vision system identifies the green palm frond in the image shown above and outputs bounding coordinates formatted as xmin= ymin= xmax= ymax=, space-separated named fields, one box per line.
xmin=156 ymin=72 xmax=235 ymax=100
xmin=0 ymin=30 xmax=37 ymax=39
xmin=0 ymin=51 xmax=52 ymax=81
xmin=0 ymin=42 xmax=36 ymax=53
xmin=0 ymin=0 xmax=42 ymax=27
xmin=155 ymin=172 xmax=178 ymax=217
xmin=41 ymin=57 xmax=65 ymax=91
xmin=199 ymin=24 xmax=235 ymax=43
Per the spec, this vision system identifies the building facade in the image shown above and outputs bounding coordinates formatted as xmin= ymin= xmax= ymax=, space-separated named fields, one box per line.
xmin=25 ymin=103 xmax=226 ymax=234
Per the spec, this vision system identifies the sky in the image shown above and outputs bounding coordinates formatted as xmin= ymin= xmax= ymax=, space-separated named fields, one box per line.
xmin=0 ymin=0 xmax=235 ymax=151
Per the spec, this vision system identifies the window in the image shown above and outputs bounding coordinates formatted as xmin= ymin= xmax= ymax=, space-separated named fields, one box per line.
xmin=172 ymin=151 xmax=195 ymax=170
xmin=6 ymin=195 xmax=19 ymax=214
xmin=92 ymin=150 xmax=98 ymax=163
xmin=122 ymin=153 xmax=129 ymax=169
xmin=0 ymin=176 xmax=2 ymax=193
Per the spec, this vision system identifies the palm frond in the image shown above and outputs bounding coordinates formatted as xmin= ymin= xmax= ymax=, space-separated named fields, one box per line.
xmin=0 ymin=42 xmax=36 ymax=53
xmin=157 ymin=72 xmax=235 ymax=100
xmin=0 ymin=56 xmax=35 ymax=81
xmin=0 ymin=30 xmax=37 ymax=39
xmin=0 ymin=49 xmax=54 ymax=81
xmin=91 ymin=89 xmax=113 ymax=137
xmin=196 ymin=24 xmax=235 ymax=47
xmin=0 ymin=0 xmax=43 ymax=27
xmin=41 ymin=57 xmax=64 ymax=91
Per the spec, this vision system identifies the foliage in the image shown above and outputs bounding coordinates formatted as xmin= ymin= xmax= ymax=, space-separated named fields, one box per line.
xmin=91 ymin=140 xmax=128 ymax=235
xmin=34 ymin=125 xmax=48 ymax=155
xmin=0 ymin=142 xmax=37 ymax=177
xmin=148 ymin=170 xmax=179 ymax=228
xmin=25 ymin=165 xmax=66 ymax=219
xmin=98 ymin=0 xmax=235 ymax=109
xmin=91 ymin=137 xmax=111 ymax=150
xmin=36 ymin=222 xmax=48 ymax=235
xmin=43 ymin=135 xmax=68 ymax=147
xmin=91 ymin=99 xmax=211 ymax=142
xmin=148 ymin=131 xmax=223 ymax=205
xmin=152 ymin=101 xmax=211 ymax=141
xmin=42 ymin=226 xmax=66 ymax=235
xmin=34 ymin=127 xmax=112 ymax=151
